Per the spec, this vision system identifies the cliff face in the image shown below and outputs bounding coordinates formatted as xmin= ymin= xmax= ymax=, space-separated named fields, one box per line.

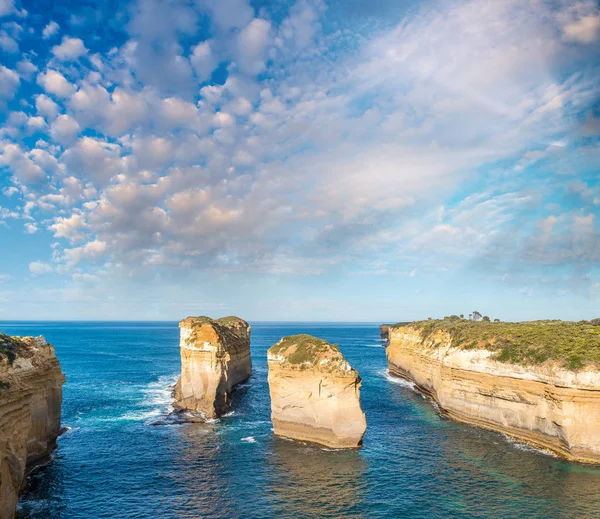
xmin=386 ymin=325 xmax=600 ymax=463
xmin=0 ymin=334 xmax=65 ymax=519
xmin=379 ymin=325 xmax=390 ymax=344
xmin=174 ymin=316 xmax=252 ymax=419
xmin=267 ymin=335 xmax=366 ymax=449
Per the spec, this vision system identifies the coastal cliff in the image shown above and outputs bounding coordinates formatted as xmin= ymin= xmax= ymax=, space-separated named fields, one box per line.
xmin=0 ymin=334 xmax=65 ymax=519
xmin=174 ymin=316 xmax=251 ymax=419
xmin=267 ymin=334 xmax=366 ymax=449
xmin=380 ymin=325 xmax=390 ymax=344
xmin=386 ymin=320 xmax=600 ymax=463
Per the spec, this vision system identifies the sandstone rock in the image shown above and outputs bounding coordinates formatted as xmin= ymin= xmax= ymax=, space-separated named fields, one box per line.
xmin=387 ymin=324 xmax=600 ymax=463
xmin=267 ymin=334 xmax=366 ymax=449
xmin=0 ymin=334 xmax=65 ymax=519
xmin=379 ymin=325 xmax=390 ymax=344
xmin=174 ymin=316 xmax=251 ymax=420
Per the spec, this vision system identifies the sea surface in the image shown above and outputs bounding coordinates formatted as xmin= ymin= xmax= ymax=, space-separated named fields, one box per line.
xmin=3 ymin=321 xmax=600 ymax=519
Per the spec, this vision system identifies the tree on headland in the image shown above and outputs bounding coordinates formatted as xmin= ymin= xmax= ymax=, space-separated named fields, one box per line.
xmin=482 ymin=316 xmax=490 ymax=322
xmin=460 ymin=314 xmax=464 ymax=319
xmin=471 ymin=311 xmax=482 ymax=321
xmin=494 ymin=318 xmax=500 ymax=322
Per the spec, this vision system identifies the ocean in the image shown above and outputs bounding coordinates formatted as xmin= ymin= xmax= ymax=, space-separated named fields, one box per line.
xmin=3 ymin=321 xmax=600 ymax=519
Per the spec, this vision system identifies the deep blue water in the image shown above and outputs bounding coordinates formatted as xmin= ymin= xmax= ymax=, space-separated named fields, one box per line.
xmin=2 ymin=321 xmax=600 ymax=519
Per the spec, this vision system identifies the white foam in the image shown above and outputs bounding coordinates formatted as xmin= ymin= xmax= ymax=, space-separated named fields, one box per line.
xmin=500 ymin=433 xmax=558 ymax=458
xmin=241 ymin=436 xmax=257 ymax=443
xmin=380 ymin=369 xmax=416 ymax=389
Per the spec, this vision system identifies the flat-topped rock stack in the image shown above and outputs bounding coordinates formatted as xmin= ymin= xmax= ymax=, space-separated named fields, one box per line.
xmin=267 ymin=334 xmax=366 ymax=449
xmin=174 ymin=316 xmax=252 ymax=420
xmin=0 ymin=333 xmax=65 ymax=519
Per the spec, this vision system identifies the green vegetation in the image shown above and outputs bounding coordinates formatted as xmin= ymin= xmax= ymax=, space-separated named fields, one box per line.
xmin=0 ymin=333 xmax=23 ymax=364
xmin=400 ymin=319 xmax=600 ymax=370
xmin=269 ymin=334 xmax=343 ymax=366
xmin=0 ymin=381 xmax=10 ymax=390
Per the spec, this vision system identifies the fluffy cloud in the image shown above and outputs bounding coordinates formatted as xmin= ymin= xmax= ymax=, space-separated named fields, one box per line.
xmin=50 ymin=114 xmax=81 ymax=144
xmin=0 ymin=0 xmax=14 ymax=17
xmin=0 ymin=0 xmax=598 ymax=296
xmin=52 ymin=36 xmax=87 ymax=61
xmin=0 ymin=65 xmax=19 ymax=100
xmin=29 ymin=261 xmax=53 ymax=275
xmin=42 ymin=21 xmax=60 ymax=39
xmin=37 ymin=69 xmax=76 ymax=98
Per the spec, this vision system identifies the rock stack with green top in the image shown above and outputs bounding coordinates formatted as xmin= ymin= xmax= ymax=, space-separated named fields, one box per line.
xmin=267 ymin=334 xmax=366 ymax=449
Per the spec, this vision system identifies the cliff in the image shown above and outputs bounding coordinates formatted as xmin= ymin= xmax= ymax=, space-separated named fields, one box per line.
xmin=386 ymin=320 xmax=600 ymax=463
xmin=380 ymin=325 xmax=390 ymax=344
xmin=173 ymin=316 xmax=251 ymax=420
xmin=0 ymin=334 xmax=65 ymax=519
xmin=267 ymin=334 xmax=366 ymax=449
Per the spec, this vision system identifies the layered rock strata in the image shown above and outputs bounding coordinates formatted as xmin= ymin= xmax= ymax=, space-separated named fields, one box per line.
xmin=0 ymin=334 xmax=65 ymax=519
xmin=267 ymin=334 xmax=366 ymax=449
xmin=174 ymin=316 xmax=251 ymax=419
xmin=386 ymin=324 xmax=600 ymax=463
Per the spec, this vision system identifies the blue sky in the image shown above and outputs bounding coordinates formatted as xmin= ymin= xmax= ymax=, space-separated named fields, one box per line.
xmin=0 ymin=0 xmax=599 ymax=321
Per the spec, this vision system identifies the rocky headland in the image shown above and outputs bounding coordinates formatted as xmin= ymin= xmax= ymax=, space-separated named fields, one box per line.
xmin=0 ymin=333 xmax=65 ymax=519
xmin=267 ymin=334 xmax=366 ymax=449
xmin=174 ymin=316 xmax=252 ymax=420
xmin=386 ymin=319 xmax=600 ymax=463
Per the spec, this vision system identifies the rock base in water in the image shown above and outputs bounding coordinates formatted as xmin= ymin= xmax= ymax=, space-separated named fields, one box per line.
xmin=268 ymin=334 xmax=366 ymax=449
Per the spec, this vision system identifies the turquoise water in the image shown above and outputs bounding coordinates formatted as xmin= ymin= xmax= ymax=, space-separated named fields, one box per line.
xmin=3 ymin=321 xmax=600 ymax=518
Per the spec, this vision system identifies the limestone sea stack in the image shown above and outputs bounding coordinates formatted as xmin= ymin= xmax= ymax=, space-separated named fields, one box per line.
xmin=386 ymin=319 xmax=600 ymax=463
xmin=174 ymin=316 xmax=251 ymax=420
xmin=0 ymin=334 xmax=65 ymax=519
xmin=267 ymin=334 xmax=366 ymax=449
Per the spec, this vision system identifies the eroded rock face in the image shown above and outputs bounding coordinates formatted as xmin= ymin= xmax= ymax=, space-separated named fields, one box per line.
xmin=267 ymin=334 xmax=366 ymax=449
xmin=379 ymin=325 xmax=390 ymax=344
xmin=387 ymin=325 xmax=600 ymax=463
xmin=0 ymin=334 xmax=65 ymax=519
xmin=174 ymin=316 xmax=251 ymax=419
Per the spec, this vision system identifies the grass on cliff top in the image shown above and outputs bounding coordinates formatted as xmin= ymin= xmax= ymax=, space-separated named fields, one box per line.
xmin=396 ymin=319 xmax=600 ymax=370
xmin=0 ymin=333 xmax=23 ymax=364
xmin=269 ymin=334 xmax=342 ymax=365
xmin=188 ymin=315 xmax=246 ymax=328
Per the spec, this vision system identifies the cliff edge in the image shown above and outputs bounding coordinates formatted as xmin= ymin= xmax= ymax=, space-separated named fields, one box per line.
xmin=0 ymin=333 xmax=65 ymax=519
xmin=174 ymin=316 xmax=251 ymax=419
xmin=267 ymin=334 xmax=366 ymax=449
xmin=386 ymin=320 xmax=600 ymax=463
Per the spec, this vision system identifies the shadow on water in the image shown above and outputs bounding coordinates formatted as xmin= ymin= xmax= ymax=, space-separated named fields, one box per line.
xmin=265 ymin=438 xmax=368 ymax=519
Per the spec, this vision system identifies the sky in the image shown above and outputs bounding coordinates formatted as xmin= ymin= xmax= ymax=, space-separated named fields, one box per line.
xmin=0 ymin=0 xmax=599 ymax=322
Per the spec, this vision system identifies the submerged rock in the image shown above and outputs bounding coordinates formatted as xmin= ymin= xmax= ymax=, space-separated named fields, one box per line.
xmin=0 ymin=334 xmax=65 ymax=519
xmin=174 ymin=316 xmax=251 ymax=420
xmin=267 ymin=334 xmax=366 ymax=449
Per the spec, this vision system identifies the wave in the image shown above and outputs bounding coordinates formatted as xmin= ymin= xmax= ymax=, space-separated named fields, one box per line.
xmin=379 ymin=369 xmax=416 ymax=390
xmin=500 ymin=433 xmax=558 ymax=458
xmin=241 ymin=436 xmax=257 ymax=443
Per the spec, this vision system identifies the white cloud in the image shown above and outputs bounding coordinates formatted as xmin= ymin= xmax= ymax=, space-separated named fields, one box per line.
xmin=37 ymin=69 xmax=76 ymax=98
xmin=0 ymin=65 xmax=19 ymax=100
xmin=52 ymin=36 xmax=87 ymax=61
xmin=50 ymin=213 xmax=86 ymax=242
xmin=0 ymin=0 xmax=14 ymax=17
xmin=29 ymin=261 xmax=53 ymax=275
xmin=35 ymin=93 xmax=60 ymax=119
xmin=42 ymin=21 xmax=60 ymax=39
xmin=190 ymin=40 xmax=216 ymax=82
xmin=61 ymin=239 xmax=107 ymax=267
xmin=16 ymin=59 xmax=37 ymax=80
xmin=0 ymin=30 xmax=18 ymax=53
xmin=199 ymin=0 xmax=253 ymax=31
xmin=50 ymin=114 xmax=81 ymax=144
xmin=236 ymin=19 xmax=271 ymax=75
